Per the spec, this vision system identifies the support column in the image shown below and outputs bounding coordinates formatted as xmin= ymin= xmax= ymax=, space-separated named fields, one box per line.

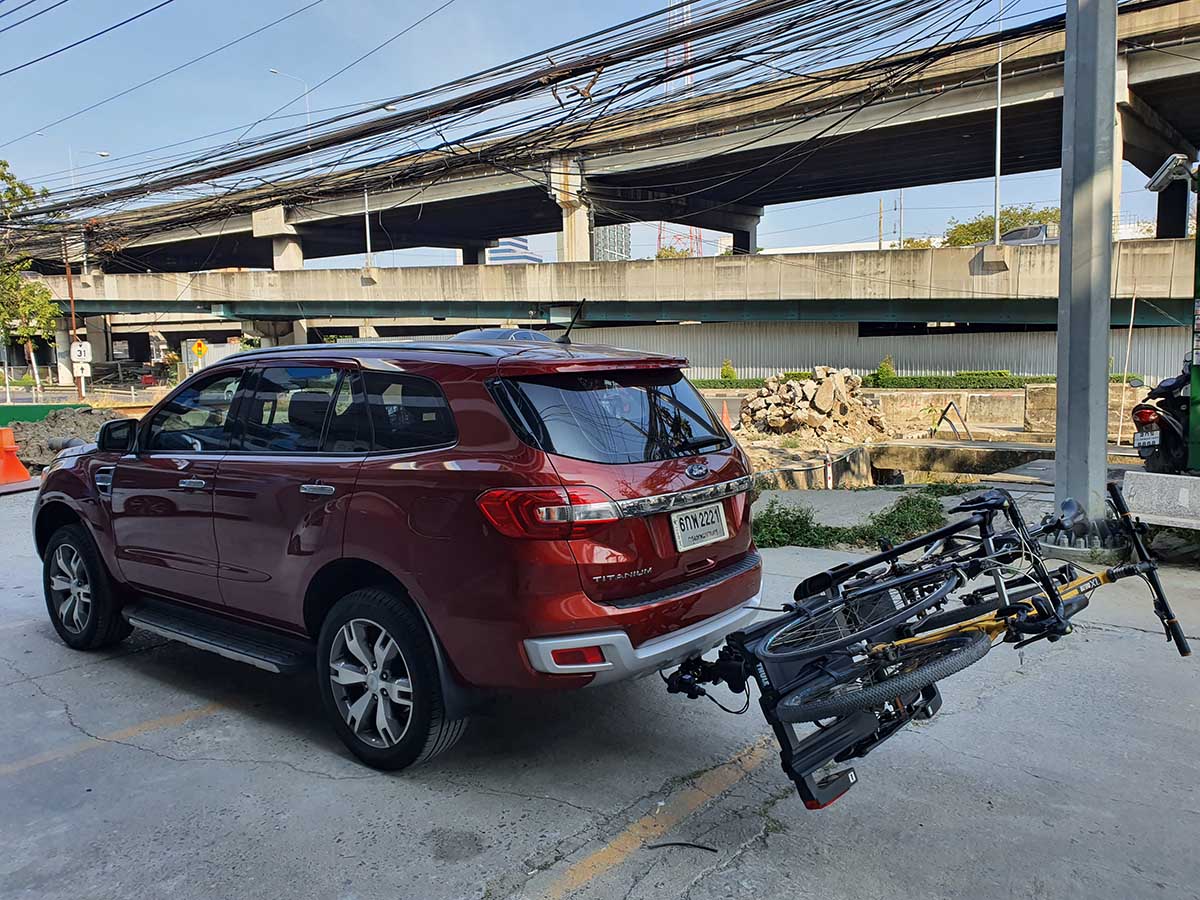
xmin=244 ymin=320 xmax=294 ymax=349
xmin=1112 ymin=108 xmax=1124 ymax=234
xmin=1056 ymin=0 xmax=1117 ymax=516
xmin=732 ymin=223 xmax=758 ymax=256
xmin=291 ymin=319 xmax=310 ymax=346
xmin=271 ymin=236 xmax=304 ymax=271
xmin=550 ymin=156 xmax=592 ymax=262
xmin=54 ymin=327 xmax=73 ymax=386
xmin=455 ymin=245 xmax=489 ymax=265
xmin=253 ymin=205 xmax=304 ymax=271
xmin=1156 ymin=180 xmax=1190 ymax=238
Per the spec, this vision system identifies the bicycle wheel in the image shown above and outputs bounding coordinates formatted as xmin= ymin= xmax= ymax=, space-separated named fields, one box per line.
xmin=775 ymin=629 xmax=992 ymax=723
xmin=759 ymin=566 xmax=961 ymax=661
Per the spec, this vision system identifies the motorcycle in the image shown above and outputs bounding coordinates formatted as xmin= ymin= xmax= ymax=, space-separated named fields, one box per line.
xmin=1130 ymin=354 xmax=1192 ymax=474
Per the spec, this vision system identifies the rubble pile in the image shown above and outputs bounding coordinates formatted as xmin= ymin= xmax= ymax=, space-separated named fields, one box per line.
xmin=739 ymin=367 xmax=889 ymax=440
xmin=11 ymin=407 xmax=128 ymax=470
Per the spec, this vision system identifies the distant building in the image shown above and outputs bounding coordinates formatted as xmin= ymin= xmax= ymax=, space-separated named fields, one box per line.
xmin=487 ymin=237 xmax=542 ymax=264
xmin=594 ymin=224 xmax=632 ymax=261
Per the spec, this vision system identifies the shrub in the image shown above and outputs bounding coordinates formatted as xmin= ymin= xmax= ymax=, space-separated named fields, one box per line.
xmin=752 ymin=489 xmax=948 ymax=549
xmin=719 ymin=359 xmax=738 ymax=380
xmin=878 ymin=355 xmax=898 ymax=380
xmin=780 ymin=370 xmax=814 ymax=382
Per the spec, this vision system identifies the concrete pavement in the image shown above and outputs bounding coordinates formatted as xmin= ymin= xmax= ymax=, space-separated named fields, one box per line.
xmin=1 ymin=490 xmax=1197 ymax=900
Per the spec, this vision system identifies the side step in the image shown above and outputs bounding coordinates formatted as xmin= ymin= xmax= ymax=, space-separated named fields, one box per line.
xmin=123 ymin=598 xmax=314 ymax=674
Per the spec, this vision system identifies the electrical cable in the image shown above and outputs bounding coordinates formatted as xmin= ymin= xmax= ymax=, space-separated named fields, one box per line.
xmin=0 ymin=0 xmax=74 ymax=35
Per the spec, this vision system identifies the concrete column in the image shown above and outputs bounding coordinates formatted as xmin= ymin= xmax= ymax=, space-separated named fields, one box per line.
xmin=732 ymin=223 xmax=758 ymax=256
xmin=1056 ymin=0 xmax=1117 ymax=516
xmin=550 ymin=156 xmax=592 ymax=262
xmin=1112 ymin=110 xmax=1124 ymax=234
xmin=455 ymin=245 xmax=489 ymax=265
xmin=1156 ymin=180 xmax=1189 ymax=238
xmin=271 ymin=236 xmax=304 ymax=271
xmin=244 ymin=320 xmax=294 ymax=349
xmin=291 ymin=318 xmax=310 ymax=346
xmin=54 ymin=327 xmax=73 ymax=386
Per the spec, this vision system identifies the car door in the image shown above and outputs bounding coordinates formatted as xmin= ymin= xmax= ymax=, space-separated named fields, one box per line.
xmin=110 ymin=366 xmax=245 ymax=607
xmin=213 ymin=361 xmax=368 ymax=629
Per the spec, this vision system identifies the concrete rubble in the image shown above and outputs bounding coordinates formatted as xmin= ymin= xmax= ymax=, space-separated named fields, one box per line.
xmin=738 ymin=367 xmax=890 ymax=442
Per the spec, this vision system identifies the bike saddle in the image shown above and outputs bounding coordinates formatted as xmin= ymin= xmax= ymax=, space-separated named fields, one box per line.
xmin=949 ymin=490 xmax=1010 ymax=513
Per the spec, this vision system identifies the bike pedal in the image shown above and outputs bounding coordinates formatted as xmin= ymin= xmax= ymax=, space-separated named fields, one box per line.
xmin=798 ymin=768 xmax=857 ymax=810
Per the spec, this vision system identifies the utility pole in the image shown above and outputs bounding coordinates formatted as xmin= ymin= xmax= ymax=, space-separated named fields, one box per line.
xmin=898 ymin=189 xmax=905 ymax=247
xmin=61 ymin=238 xmax=83 ymax=401
xmin=363 ymin=188 xmax=373 ymax=268
xmin=994 ymin=0 xmax=1004 ymax=245
xmin=878 ymin=199 xmax=884 ymax=250
xmin=1056 ymin=0 xmax=1116 ymax=515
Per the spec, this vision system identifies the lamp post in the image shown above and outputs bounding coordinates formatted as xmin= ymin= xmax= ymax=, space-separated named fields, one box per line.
xmin=994 ymin=0 xmax=1004 ymax=245
xmin=269 ymin=68 xmax=312 ymax=145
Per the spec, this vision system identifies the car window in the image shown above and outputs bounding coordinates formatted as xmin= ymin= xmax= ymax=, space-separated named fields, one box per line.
xmin=362 ymin=372 xmax=456 ymax=452
xmin=322 ymin=373 xmax=372 ymax=452
xmin=146 ymin=370 xmax=243 ymax=453
xmin=238 ymin=366 xmax=341 ymax=453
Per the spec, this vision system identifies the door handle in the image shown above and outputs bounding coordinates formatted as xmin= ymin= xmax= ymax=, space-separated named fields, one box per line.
xmin=300 ymin=483 xmax=336 ymax=496
xmin=178 ymin=478 xmax=207 ymax=489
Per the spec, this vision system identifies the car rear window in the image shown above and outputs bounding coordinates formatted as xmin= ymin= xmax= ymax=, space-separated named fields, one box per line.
xmin=493 ymin=369 xmax=729 ymax=464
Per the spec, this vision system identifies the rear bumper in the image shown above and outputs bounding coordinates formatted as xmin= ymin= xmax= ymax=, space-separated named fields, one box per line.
xmin=522 ymin=589 xmax=762 ymax=685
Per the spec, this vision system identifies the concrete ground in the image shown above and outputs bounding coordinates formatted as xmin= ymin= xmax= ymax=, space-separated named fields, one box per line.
xmin=2 ymin=489 xmax=1198 ymax=900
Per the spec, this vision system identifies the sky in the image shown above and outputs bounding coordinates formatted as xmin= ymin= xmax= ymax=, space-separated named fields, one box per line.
xmin=0 ymin=0 xmax=1165 ymax=265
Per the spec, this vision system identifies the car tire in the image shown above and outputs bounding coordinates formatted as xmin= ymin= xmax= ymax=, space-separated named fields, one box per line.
xmin=43 ymin=524 xmax=133 ymax=651
xmin=317 ymin=587 xmax=467 ymax=770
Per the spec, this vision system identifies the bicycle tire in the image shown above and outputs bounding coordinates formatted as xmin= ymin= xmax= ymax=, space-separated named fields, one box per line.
xmin=759 ymin=566 xmax=962 ymax=661
xmin=775 ymin=629 xmax=992 ymax=723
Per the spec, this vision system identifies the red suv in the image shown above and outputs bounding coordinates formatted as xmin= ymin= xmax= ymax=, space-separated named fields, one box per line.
xmin=33 ymin=340 xmax=762 ymax=769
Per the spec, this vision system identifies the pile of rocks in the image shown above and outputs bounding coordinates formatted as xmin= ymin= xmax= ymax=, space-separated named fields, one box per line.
xmin=739 ymin=367 xmax=889 ymax=440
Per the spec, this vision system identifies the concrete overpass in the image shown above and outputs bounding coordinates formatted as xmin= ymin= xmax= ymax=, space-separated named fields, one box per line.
xmin=35 ymin=240 xmax=1195 ymax=327
xmin=27 ymin=0 xmax=1200 ymax=275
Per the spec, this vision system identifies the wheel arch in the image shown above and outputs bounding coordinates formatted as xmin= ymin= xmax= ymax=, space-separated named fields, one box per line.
xmin=34 ymin=500 xmax=85 ymax=560
xmin=303 ymin=557 xmax=480 ymax=719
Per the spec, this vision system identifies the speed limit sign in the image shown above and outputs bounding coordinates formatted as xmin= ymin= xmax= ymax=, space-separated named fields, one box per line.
xmin=70 ymin=341 xmax=92 ymax=363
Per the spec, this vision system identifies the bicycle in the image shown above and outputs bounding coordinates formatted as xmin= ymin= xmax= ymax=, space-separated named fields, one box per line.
xmin=665 ymin=481 xmax=1190 ymax=810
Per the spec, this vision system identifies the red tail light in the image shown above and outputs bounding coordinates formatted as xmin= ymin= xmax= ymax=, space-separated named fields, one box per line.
xmin=1132 ymin=408 xmax=1160 ymax=426
xmin=476 ymin=485 xmax=620 ymax=539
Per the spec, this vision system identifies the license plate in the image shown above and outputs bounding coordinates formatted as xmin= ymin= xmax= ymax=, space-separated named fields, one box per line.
xmin=671 ymin=502 xmax=729 ymax=551
xmin=1133 ymin=430 xmax=1160 ymax=448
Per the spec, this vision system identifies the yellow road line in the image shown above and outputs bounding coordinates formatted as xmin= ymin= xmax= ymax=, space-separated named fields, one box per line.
xmin=542 ymin=739 xmax=773 ymax=900
xmin=0 ymin=702 xmax=222 ymax=777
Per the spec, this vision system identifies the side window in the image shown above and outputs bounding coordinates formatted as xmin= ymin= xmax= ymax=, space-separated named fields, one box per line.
xmin=322 ymin=373 xmax=372 ymax=452
xmin=145 ymin=370 xmax=242 ymax=452
xmin=239 ymin=366 xmax=341 ymax=453
xmin=363 ymin=372 xmax=456 ymax=452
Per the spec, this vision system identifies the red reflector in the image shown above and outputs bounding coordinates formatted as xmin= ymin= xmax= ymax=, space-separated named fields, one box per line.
xmin=1132 ymin=408 xmax=1160 ymax=426
xmin=551 ymin=646 xmax=606 ymax=666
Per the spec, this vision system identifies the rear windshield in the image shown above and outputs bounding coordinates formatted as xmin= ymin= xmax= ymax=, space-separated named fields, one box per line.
xmin=493 ymin=369 xmax=729 ymax=464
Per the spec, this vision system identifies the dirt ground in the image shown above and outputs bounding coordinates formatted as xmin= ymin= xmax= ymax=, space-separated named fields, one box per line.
xmin=11 ymin=407 xmax=129 ymax=470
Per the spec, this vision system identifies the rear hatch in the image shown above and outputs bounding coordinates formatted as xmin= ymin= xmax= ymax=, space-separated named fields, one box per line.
xmin=491 ymin=351 xmax=754 ymax=608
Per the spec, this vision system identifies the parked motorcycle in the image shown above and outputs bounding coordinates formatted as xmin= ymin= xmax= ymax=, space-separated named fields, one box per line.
xmin=1130 ymin=354 xmax=1192 ymax=474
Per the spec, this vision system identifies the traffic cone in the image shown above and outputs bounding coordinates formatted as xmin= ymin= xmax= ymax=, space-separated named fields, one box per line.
xmin=0 ymin=428 xmax=32 ymax=485
xmin=721 ymin=400 xmax=733 ymax=430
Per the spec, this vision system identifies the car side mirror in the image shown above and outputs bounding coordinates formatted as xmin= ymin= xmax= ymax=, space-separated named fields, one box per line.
xmin=97 ymin=418 xmax=136 ymax=453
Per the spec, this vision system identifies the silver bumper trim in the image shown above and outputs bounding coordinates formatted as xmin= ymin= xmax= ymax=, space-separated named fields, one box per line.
xmin=523 ymin=590 xmax=762 ymax=685
xmin=614 ymin=475 xmax=753 ymax=518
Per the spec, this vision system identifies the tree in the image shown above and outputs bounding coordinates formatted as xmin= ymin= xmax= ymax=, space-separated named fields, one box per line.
xmin=901 ymin=237 xmax=933 ymax=249
xmin=656 ymin=245 xmax=693 ymax=259
xmin=942 ymin=204 xmax=1061 ymax=246
xmin=1 ymin=161 xmax=58 ymax=389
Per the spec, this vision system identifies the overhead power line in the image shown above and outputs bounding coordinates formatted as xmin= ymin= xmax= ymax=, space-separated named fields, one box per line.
xmin=0 ymin=0 xmax=177 ymax=80
xmin=2 ymin=0 xmax=326 ymax=149
xmin=0 ymin=0 xmax=74 ymax=35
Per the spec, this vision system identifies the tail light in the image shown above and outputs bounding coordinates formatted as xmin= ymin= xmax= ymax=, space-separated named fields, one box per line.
xmin=1132 ymin=408 xmax=1160 ymax=427
xmin=476 ymin=485 xmax=620 ymax=539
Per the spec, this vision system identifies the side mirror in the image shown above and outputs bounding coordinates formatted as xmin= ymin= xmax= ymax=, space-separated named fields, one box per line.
xmin=97 ymin=418 xmax=136 ymax=453
xmin=1128 ymin=377 xmax=1144 ymax=389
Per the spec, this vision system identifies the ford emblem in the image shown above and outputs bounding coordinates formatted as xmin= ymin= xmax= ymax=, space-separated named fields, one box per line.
xmin=685 ymin=462 xmax=709 ymax=480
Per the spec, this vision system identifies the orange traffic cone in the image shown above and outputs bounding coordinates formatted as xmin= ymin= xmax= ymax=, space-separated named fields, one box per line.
xmin=721 ymin=400 xmax=733 ymax=430
xmin=0 ymin=427 xmax=32 ymax=485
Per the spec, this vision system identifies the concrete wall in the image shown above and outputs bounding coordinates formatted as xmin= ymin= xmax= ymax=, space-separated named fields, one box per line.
xmin=1024 ymin=382 xmax=1148 ymax=436
xmin=862 ymin=389 xmax=1026 ymax=427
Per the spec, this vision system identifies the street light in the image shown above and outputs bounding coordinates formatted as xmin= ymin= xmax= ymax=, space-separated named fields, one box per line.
xmin=269 ymin=68 xmax=312 ymax=145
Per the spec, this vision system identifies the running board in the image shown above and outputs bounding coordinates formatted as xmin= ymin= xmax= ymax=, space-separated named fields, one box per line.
xmin=122 ymin=598 xmax=314 ymax=674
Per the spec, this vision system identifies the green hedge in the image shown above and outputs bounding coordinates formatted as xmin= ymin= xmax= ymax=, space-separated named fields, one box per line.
xmin=696 ymin=372 xmax=1143 ymax=391
xmin=0 ymin=404 xmax=89 ymax=427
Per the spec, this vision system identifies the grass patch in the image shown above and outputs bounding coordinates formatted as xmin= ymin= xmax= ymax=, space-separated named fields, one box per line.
xmin=753 ymin=488 xmax=949 ymax=549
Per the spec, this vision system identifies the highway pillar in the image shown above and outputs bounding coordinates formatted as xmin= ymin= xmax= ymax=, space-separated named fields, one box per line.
xmin=252 ymin=205 xmax=305 ymax=271
xmin=732 ymin=223 xmax=758 ymax=256
xmin=455 ymin=245 xmax=489 ymax=265
xmin=1056 ymin=0 xmax=1117 ymax=516
xmin=244 ymin=320 xmax=294 ymax=349
xmin=1155 ymin=180 xmax=1189 ymax=238
xmin=550 ymin=157 xmax=592 ymax=262
xmin=54 ymin=327 xmax=73 ymax=386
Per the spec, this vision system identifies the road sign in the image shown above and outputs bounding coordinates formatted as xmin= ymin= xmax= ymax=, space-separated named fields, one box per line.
xmin=191 ymin=339 xmax=208 ymax=359
xmin=72 ymin=361 xmax=92 ymax=378
xmin=70 ymin=341 xmax=92 ymax=363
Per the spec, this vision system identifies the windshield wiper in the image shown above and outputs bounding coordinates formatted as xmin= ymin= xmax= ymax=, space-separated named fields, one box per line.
xmin=677 ymin=436 xmax=727 ymax=453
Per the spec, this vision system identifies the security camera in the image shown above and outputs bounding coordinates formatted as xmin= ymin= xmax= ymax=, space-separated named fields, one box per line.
xmin=1146 ymin=153 xmax=1196 ymax=192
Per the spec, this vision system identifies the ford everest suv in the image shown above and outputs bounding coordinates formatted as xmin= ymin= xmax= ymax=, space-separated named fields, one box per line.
xmin=33 ymin=341 xmax=762 ymax=769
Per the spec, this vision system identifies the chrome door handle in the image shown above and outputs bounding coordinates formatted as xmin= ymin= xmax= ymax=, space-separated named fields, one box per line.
xmin=300 ymin=483 xmax=336 ymax=496
xmin=178 ymin=478 xmax=207 ymax=489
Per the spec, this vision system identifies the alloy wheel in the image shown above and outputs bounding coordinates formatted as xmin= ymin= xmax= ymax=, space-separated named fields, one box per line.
xmin=48 ymin=544 xmax=92 ymax=635
xmin=328 ymin=618 xmax=414 ymax=749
